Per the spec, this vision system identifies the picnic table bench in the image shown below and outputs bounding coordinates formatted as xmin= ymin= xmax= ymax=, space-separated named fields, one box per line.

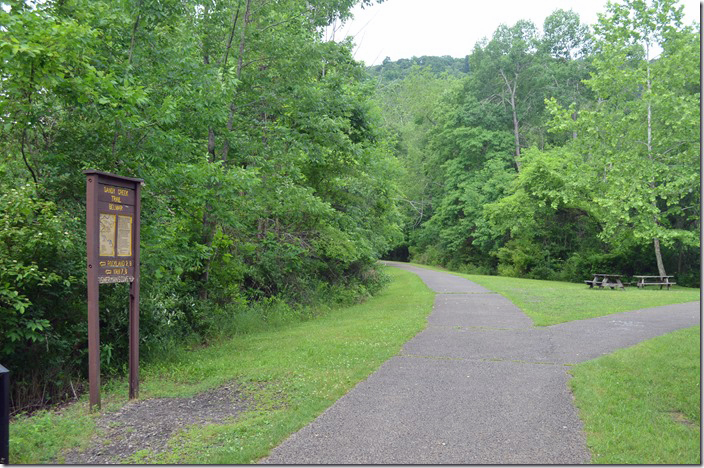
xmin=634 ymin=275 xmax=676 ymax=290
xmin=584 ymin=273 xmax=625 ymax=290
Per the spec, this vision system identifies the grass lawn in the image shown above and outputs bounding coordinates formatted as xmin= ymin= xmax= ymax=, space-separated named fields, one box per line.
xmin=9 ymin=266 xmax=434 ymax=464
xmin=407 ymin=262 xmax=700 ymax=326
xmin=569 ymin=326 xmax=701 ymax=464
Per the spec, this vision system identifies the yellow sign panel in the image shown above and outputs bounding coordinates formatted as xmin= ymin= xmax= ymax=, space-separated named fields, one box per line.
xmin=99 ymin=213 xmax=116 ymax=257
xmin=117 ymin=215 xmax=133 ymax=257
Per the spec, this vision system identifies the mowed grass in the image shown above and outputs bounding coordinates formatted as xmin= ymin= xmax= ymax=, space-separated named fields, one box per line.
xmin=569 ymin=326 xmax=701 ymax=464
xmin=9 ymin=267 xmax=434 ymax=464
xmin=408 ymin=262 xmax=700 ymax=326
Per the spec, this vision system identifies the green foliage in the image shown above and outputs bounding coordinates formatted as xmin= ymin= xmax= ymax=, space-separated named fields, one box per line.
xmin=0 ymin=184 xmax=66 ymax=353
xmin=483 ymin=146 xmax=604 ymax=279
xmin=372 ymin=65 xmax=462 ymax=235
xmin=367 ymin=55 xmax=469 ymax=81
xmin=0 ymin=180 xmax=86 ymax=408
xmin=570 ymin=326 xmax=700 ymax=464
xmin=546 ymin=0 xmax=700 ymax=265
xmin=0 ymin=0 xmax=398 ymax=411
xmin=382 ymin=0 xmax=699 ymax=288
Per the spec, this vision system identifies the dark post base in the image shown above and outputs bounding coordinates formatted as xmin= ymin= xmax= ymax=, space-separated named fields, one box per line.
xmin=0 ymin=364 xmax=9 ymax=464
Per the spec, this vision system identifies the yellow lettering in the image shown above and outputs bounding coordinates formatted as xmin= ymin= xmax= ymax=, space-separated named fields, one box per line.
xmin=107 ymin=268 xmax=128 ymax=275
xmin=118 ymin=189 xmax=129 ymax=196
xmin=108 ymin=203 xmax=124 ymax=211
xmin=104 ymin=186 xmax=116 ymax=194
xmin=102 ymin=268 xmax=129 ymax=275
xmin=111 ymin=195 xmax=122 ymax=203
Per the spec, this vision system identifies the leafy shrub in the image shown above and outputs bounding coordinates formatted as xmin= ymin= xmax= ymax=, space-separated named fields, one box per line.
xmin=408 ymin=245 xmax=446 ymax=267
xmin=0 ymin=184 xmax=86 ymax=410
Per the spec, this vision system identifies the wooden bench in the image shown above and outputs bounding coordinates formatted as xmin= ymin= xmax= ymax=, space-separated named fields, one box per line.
xmin=584 ymin=274 xmax=624 ymax=290
xmin=634 ymin=275 xmax=676 ymax=290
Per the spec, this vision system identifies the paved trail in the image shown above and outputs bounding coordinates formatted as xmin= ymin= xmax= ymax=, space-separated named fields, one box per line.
xmin=262 ymin=262 xmax=700 ymax=464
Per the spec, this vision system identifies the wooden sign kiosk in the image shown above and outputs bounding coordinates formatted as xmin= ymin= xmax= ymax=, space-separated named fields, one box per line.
xmin=85 ymin=170 xmax=143 ymax=410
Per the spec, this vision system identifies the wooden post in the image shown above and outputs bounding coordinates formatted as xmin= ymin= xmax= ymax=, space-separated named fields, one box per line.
xmin=129 ymin=182 xmax=141 ymax=400
xmin=86 ymin=175 xmax=101 ymax=410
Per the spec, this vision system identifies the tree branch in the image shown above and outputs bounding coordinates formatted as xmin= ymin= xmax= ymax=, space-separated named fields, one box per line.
xmin=222 ymin=0 xmax=242 ymax=74
xmin=20 ymin=128 xmax=38 ymax=185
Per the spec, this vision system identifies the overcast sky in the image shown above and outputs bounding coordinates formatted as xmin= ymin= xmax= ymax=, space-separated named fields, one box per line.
xmin=336 ymin=0 xmax=701 ymax=66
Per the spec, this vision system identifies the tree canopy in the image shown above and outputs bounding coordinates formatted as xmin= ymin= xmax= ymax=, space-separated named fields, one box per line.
xmin=375 ymin=0 xmax=699 ymax=285
xmin=1 ymin=0 xmax=395 ymax=410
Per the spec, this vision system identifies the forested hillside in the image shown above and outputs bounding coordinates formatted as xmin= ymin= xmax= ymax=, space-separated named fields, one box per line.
xmin=375 ymin=1 xmax=700 ymax=286
xmin=0 ymin=0 xmax=699 ymax=413
xmin=367 ymin=54 xmax=468 ymax=82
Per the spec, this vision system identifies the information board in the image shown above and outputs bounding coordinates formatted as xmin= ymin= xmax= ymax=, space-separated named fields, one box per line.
xmin=85 ymin=170 xmax=143 ymax=410
xmin=95 ymin=182 xmax=137 ymax=283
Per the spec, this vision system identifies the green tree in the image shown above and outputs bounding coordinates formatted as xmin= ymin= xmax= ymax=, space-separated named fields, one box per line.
xmin=540 ymin=9 xmax=594 ymax=143
xmin=548 ymin=0 xmax=700 ymax=277
xmin=407 ymin=74 xmax=517 ymax=269
xmin=374 ymin=66 xmax=460 ymax=232
xmin=0 ymin=0 xmax=398 ymax=410
xmin=470 ymin=20 xmax=545 ymax=169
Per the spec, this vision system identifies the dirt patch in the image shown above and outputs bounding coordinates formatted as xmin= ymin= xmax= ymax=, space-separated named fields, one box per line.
xmin=667 ymin=410 xmax=698 ymax=429
xmin=60 ymin=382 xmax=252 ymax=464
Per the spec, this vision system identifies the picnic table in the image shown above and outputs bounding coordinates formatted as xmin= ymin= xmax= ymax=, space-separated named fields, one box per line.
xmin=584 ymin=273 xmax=625 ymax=290
xmin=634 ymin=275 xmax=676 ymax=290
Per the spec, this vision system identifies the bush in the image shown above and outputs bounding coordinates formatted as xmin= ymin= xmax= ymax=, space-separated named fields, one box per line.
xmin=0 ymin=184 xmax=86 ymax=411
xmin=408 ymin=244 xmax=446 ymax=267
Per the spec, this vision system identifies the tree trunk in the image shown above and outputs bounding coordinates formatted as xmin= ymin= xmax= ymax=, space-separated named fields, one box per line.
xmin=198 ymin=210 xmax=216 ymax=300
xmin=236 ymin=0 xmax=251 ymax=79
xmin=572 ymin=80 xmax=579 ymax=139
xmin=653 ymin=237 xmax=667 ymax=277
xmin=223 ymin=0 xmax=252 ymax=162
xmin=127 ymin=11 xmax=141 ymax=66
xmin=644 ymin=51 xmax=665 ymax=277
xmin=500 ymin=69 xmax=521 ymax=171
xmin=511 ymin=97 xmax=521 ymax=169
xmin=222 ymin=1 xmax=242 ymax=73
xmin=207 ymin=128 xmax=216 ymax=160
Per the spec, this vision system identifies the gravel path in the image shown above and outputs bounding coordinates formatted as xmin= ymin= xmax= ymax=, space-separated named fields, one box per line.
xmin=60 ymin=383 xmax=251 ymax=464
xmin=261 ymin=261 xmax=700 ymax=464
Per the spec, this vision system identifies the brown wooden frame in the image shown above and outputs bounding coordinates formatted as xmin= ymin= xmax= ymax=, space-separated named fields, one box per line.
xmin=85 ymin=170 xmax=143 ymax=410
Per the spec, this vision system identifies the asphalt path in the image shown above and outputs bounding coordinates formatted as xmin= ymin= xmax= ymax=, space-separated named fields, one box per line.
xmin=262 ymin=262 xmax=700 ymax=464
